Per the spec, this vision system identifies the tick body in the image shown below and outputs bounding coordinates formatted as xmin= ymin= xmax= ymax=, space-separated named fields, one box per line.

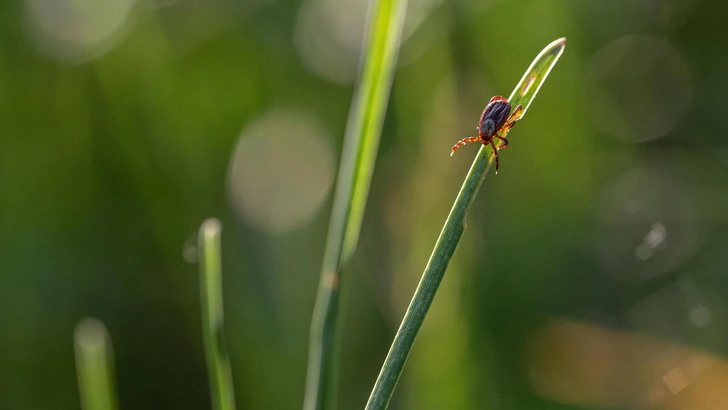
xmin=450 ymin=95 xmax=523 ymax=172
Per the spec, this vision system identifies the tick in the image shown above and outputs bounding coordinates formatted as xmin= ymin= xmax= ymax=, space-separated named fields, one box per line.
xmin=450 ymin=96 xmax=523 ymax=172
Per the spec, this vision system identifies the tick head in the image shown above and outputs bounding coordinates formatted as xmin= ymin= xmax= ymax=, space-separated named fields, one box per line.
xmin=479 ymin=118 xmax=496 ymax=136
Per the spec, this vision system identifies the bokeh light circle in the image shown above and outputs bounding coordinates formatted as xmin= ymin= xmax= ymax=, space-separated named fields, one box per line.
xmin=585 ymin=36 xmax=692 ymax=143
xmin=579 ymin=0 xmax=703 ymax=38
xmin=227 ymin=110 xmax=335 ymax=235
xmin=24 ymin=0 xmax=137 ymax=63
xmin=293 ymin=0 xmax=444 ymax=83
xmin=591 ymin=167 xmax=703 ymax=281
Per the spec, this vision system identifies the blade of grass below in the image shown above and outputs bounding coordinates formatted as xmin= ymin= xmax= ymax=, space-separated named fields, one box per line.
xmin=199 ymin=218 xmax=236 ymax=410
xmin=364 ymin=38 xmax=567 ymax=410
xmin=303 ymin=0 xmax=408 ymax=409
xmin=74 ymin=318 xmax=119 ymax=410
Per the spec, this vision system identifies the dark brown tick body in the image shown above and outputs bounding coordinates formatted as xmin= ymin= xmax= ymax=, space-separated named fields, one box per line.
xmin=450 ymin=95 xmax=523 ymax=172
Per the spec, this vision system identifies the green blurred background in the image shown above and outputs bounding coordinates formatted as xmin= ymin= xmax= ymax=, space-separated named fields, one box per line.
xmin=3 ymin=0 xmax=728 ymax=409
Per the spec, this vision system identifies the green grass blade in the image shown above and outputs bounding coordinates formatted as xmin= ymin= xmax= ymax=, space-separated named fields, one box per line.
xmin=74 ymin=318 xmax=119 ymax=410
xmin=364 ymin=38 xmax=567 ymax=410
xmin=199 ymin=218 xmax=236 ymax=410
xmin=303 ymin=0 xmax=408 ymax=409
xmin=507 ymin=38 xmax=568 ymax=115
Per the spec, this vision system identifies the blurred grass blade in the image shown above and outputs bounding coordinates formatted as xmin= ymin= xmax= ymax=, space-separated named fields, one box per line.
xmin=364 ymin=38 xmax=566 ymax=410
xmin=303 ymin=0 xmax=408 ymax=409
xmin=199 ymin=218 xmax=236 ymax=410
xmin=74 ymin=318 xmax=119 ymax=410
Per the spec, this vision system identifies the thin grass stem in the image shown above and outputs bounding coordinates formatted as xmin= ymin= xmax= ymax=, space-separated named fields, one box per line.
xmin=303 ymin=0 xmax=408 ymax=409
xmin=199 ymin=218 xmax=236 ymax=410
xmin=364 ymin=38 xmax=567 ymax=410
xmin=74 ymin=318 xmax=119 ymax=410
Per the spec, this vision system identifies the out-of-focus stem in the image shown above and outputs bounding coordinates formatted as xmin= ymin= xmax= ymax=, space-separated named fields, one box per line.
xmin=74 ymin=318 xmax=119 ymax=410
xmin=199 ymin=218 xmax=236 ymax=410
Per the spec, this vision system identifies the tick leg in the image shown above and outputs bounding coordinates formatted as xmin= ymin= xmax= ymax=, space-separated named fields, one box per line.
xmin=450 ymin=137 xmax=481 ymax=156
xmin=493 ymin=135 xmax=509 ymax=149
xmin=504 ymin=105 xmax=523 ymax=125
xmin=497 ymin=118 xmax=517 ymax=138
xmin=488 ymin=139 xmax=500 ymax=172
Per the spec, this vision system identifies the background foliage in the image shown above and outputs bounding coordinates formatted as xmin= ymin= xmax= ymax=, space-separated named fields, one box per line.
xmin=2 ymin=0 xmax=728 ymax=409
